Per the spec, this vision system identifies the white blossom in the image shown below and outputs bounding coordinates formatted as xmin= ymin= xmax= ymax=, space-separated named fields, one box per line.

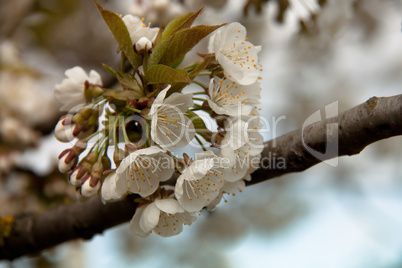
xmin=101 ymin=171 xmax=127 ymax=204
xmin=149 ymin=86 xmax=195 ymax=149
xmin=135 ymin=37 xmax=153 ymax=53
xmin=207 ymin=77 xmax=260 ymax=117
xmin=208 ymin=22 xmax=261 ymax=85
xmin=130 ymin=196 xmax=196 ymax=238
xmin=219 ymin=116 xmax=263 ymax=182
xmin=54 ymin=66 xmax=102 ymax=112
xmin=175 ymin=151 xmax=225 ymax=212
xmin=115 ymin=146 xmax=174 ymax=197
xmin=122 ymin=15 xmax=159 ymax=47
xmin=207 ymin=178 xmax=247 ymax=211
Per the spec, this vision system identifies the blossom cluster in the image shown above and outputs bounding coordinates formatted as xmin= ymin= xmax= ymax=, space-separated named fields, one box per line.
xmin=54 ymin=4 xmax=263 ymax=238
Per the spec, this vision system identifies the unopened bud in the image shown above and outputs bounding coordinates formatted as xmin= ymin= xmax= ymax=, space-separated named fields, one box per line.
xmin=135 ymin=37 xmax=153 ymax=54
xmin=81 ymin=176 xmax=101 ymax=197
xmin=58 ymin=149 xmax=77 ymax=173
xmin=54 ymin=115 xmax=75 ymax=142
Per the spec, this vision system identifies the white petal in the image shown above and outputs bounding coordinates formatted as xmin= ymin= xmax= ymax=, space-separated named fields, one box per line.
xmin=101 ymin=172 xmax=125 ymax=204
xmin=155 ymin=199 xmax=185 ymax=214
xmin=88 ymin=70 xmax=102 ymax=85
xmin=149 ymin=85 xmax=171 ymax=116
xmin=222 ymin=179 xmax=245 ymax=193
xmin=64 ymin=66 xmax=88 ymax=84
xmin=164 ymin=92 xmax=194 ymax=113
xmin=139 ymin=202 xmax=160 ymax=233
xmin=130 ymin=205 xmax=150 ymax=238
xmin=117 ymin=149 xmax=174 ymax=197
xmin=153 ymin=211 xmax=195 ymax=237
xmin=219 ymin=22 xmax=247 ymax=48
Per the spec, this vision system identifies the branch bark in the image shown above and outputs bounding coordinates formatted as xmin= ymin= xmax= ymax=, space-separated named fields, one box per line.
xmin=1 ymin=94 xmax=401 ymax=260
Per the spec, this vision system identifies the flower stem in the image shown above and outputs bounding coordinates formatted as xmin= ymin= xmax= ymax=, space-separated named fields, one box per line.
xmin=193 ymin=97 xmax=206 ymax=102
xmin=121 ymin=119 xmax=130 ymax=143
xmin=126 ymin=106 xmax=142 ymax=114
xmin=195 ymin=135 xmax=207 ymax=151
xmin=197 ymin=72 xmax=212 ymax=76
xmin=192 ymin=81 xmax=208 ymax=90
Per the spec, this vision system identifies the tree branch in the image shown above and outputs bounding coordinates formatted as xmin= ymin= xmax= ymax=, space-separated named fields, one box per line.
xmin=1 ymin=94 xmax=401 ymax=260
xmin=248 ymin=94 xmax=402 ymax=185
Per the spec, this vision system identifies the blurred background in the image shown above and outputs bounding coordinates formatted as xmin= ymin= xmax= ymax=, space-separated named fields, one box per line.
xmin=0 ymin=0 xmax=401 ymax=267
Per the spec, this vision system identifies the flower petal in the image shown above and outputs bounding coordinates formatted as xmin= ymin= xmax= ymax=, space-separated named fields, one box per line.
xmin=139 ymin=202 xmax=160 ymax=233
xmin=155 ymin=198 xmax=185 ymax=214
xmin=129 ymin=205 xmax=150 ymax=238
xmin=149 ymin=85 xmax=171 ymax=116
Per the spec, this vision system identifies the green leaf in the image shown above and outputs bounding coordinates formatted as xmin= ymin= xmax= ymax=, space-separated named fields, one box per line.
xmin=102 ymin=64 xmax=117 ymax=78
xmin=186 ymin=110 xmax=212 ymax=140
xmin=103 ymin=89 xmax=141 ymax=101
xmin=145 ymin=65 xmax=191 ymax=84
xmin=145 ymin=37 xmax=172 ymax=70
xmin=161 ymin=8 xmax=204 ymax=40
xmin=115 ymin=71 xmax=143 ymax=96
xmin=94 ymin=0 xmax=141 ymax=69
xmin=160 ymin=24 xmax=225 ymax=66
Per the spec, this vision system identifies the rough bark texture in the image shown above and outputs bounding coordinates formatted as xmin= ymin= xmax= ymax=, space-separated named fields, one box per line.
xmin=248 ymin=94 xmax=402 ymax=185
xmin=0 ymin=94 xmax=401 ymax=260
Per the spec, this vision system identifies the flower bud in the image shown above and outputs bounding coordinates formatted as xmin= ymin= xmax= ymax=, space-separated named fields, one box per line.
xmin=54 ymin=115 xmax=75 ymax=143
xmin=113 ymin=148 xmax=126 ymax=166
xmin=58 ymin=142 xmax=87 ymax=173
xmin=58 ymin=149 xmax=78 ymax=173
xmin=69 ymin=165 xmax=88 ymax=186
xmin=81 ymin=176 xmax=101 ymax=197
xmin=84 ymin=81 xmax=104 ymax=101
xmin=135 ymin=37 xmax=153 ymax=54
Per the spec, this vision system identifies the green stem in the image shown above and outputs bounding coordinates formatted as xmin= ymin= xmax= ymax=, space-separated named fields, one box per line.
xmin=126 ymin=106 xmax=142 ymax=114
xmin=197 ymin=72 xmax=212 ymax=76
xmin=121 ymin=119 xmax=130 ymax=143
xmin=193 ymin=81 xmax=208 ymax=90
xmin=91 ymin=97 xmax=106 ymax=108
xmin=113 ymin=115 xmax=120 ymax=148
xmin=195 ymin=135 xmax=207 ymax=152
xmin=193 ymin=97 xmax=206 ymax=102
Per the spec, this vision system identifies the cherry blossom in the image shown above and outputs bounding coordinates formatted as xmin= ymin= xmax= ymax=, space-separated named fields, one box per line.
xmin=219 ymin=116 xmax=263 ymax=182
xmin=208 ymin=22 xmax=262 ymax=85
xmin=175 ymin=151 xmax=225 ymax=212
xmin=54 ymin=66 xmax=102 ymax=112
xmin=100 ymin=171 xmax=127 ymax=204
xmin=149 ymin=86 xmax=195 ymax=149
xmin=207 ymin=77 xmax=261 ymax=117
xmin=115 ymin=146 xmax=174 ymax=197
xmin=122 ymin=15 xmax=159 ymax=48
xmin=130 ymin=195 xmax=196 ymax=238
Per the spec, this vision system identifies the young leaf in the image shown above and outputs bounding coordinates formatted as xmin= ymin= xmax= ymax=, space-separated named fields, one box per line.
xmin=116 ymin=71 xmax=143 ymax=96
xmin=94 ymin=0 xmax=141 ymax=69
xmin=145 ymin=65 xmax=191 ymax=84
xmin=161 ymin=8 xmax=204 ymax=40
xmin=186 ymin=110 xmax=213 ymax=140
xmin=160 ymin=24 xmax=225 ymax=66
xmin=103 ymin=88 xmax=141 ymax=101
xmin=145 ymin=37 xmax=172 ymax=70
xmin=102 ymin=63 xmax=117 ymax=78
